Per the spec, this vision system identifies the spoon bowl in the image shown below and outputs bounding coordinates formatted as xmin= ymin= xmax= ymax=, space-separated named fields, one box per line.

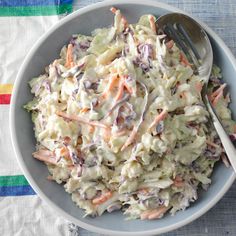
xmin=156 ymin=13 xmax=213 ymax=82
xmin=156 ymin=13 xmax=236 ymax=173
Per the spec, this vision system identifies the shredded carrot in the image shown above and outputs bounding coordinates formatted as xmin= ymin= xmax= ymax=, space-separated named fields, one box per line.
xmin=210 ymin=84 xmax=226 ymax=106
xmin=92 ymin=191 xmax=113 ymax=205
xmin=56 ymin=111 xmax=108 ymax=129
xmin=63 ymin=136 xmax=71 ymax=145
xmin=212 ymin=90 xmax=223 ymax=107
xmin=195 ymin=81 xmax=203 ymax=93
xmin=166 ymin=40 xmax=174 ymax=49
xmin=140 ymin=210 xmax=153 ymax=220
xmin=121 ymin=126 xmax=138 ymax=151
xmin=210 ymin=83 xmax=226 ymax=100
xmin=123 ymin=80 xmax=133 ymax=95
xmin=80 ymin=107 xmax=90 ymax=113
xmin=102 ymin=127 xmax=111 ymax=142
xmin=110 ymin=7 xmax=128 ymax=28
xmin=32 ymin=149 xmax=56 ymax=164
xmin=141 ymin=206 xmax=168 ymax=220
xmin=115 ymin=79 xmax=125 ymax=101
xmin=206 ymin=139 xmax=220 ymax=148
xmin=148 ymin=110 xmax=168 ymax=131
xmin=65 ymin=44 xmax=75 ymax=68
xmin=179 ymin=52 xmax=191 ymax=67
xmin=102 ymin=75 xmax=119 ymax=98
xmin=147 ymin=206 xmax=168 ymax=220
xmin=60 ymin=146 xmax=70 ymax=159
xmin=148 ymin=15 xmax=156 ymax=34
xmin=173 ymin=176 xmax=185 ymax=188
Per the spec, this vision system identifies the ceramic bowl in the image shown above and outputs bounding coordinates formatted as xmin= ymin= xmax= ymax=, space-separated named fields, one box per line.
xmin=10 ymin=0 xmax=236 ymax=235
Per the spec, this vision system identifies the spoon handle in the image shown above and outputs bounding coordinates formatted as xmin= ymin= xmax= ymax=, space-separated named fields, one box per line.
xmin=204 ymin=94 xmax=236 ymax=172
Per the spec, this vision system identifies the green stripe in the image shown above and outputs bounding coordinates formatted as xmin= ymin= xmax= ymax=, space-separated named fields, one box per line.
xmin=0 ymin=4 xmax=72 ymax=16
xmin=0 ymin=175 xmax=29 ymax=187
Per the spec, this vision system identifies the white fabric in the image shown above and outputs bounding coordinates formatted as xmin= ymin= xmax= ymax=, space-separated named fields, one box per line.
xmin=0 ymin=106 xmax=21 ymax=176
xmin=0 ymin=16 xmax=59 ymax=84
xmin=0 ymin=15 xmax=71 ymax=236
xmin=0 ymin=196 xmax=69 ymax=236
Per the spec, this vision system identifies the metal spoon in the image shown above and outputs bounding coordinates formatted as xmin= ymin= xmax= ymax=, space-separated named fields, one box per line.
xmin=156 ymin=13 xmax=236 ymax=172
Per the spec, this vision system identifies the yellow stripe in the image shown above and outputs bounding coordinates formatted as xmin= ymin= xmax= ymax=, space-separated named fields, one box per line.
xmin=0 ymin=84 xmax=13 ymax=94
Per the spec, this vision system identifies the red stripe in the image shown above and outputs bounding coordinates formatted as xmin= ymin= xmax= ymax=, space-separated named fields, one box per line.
xmin=0 ymin=94 xmax=11 ymax=104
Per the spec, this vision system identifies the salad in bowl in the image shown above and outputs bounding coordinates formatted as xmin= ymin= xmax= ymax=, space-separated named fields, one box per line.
xmin=24 ymin=7 xmax=235 ymax=220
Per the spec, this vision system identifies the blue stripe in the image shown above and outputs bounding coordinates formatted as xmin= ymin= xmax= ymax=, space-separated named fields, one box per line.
xmin=0 ymin=0 xmax=72 ymax=7
xmin=0 ymin=185 xmax=36 ymax=197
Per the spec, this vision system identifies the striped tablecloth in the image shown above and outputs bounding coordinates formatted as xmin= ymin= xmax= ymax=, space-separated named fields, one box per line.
xmin=0 ymin=1 xmax=75 ymax=236
xmin=1 ymin=0 xmax=236 ymax=236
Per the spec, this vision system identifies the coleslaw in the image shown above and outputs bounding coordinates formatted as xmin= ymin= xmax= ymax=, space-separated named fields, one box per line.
xmin=24 ymin=8 xmax=236 ymax=220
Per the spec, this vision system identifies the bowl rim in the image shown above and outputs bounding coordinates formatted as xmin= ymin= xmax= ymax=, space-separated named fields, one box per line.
xmin=9 ymin=0 xmax=236 ymax=235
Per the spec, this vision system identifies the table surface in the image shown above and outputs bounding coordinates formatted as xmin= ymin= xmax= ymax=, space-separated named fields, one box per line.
xmin=72 ymin=0 xmax=236 ymax=235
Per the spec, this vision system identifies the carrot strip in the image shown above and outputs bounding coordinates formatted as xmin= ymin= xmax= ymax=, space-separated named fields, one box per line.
xmin=123 ymin=80 xmax=133 ymax=94
xmin=206 ymin=139 xmax=220 ymax=148
xmin=110 ymin=7 xmax=128 ymax=27
xmin=141 ymin=206 xmax=168 ymax=220
xmin=115 ymin=79 xmax=125 ymax=101
xmin=63 ymin=136 xmax=71 ymax=145
xmin=32 ymin=149 xmax=56 ymax=164
xmin=195 ymin=81 xmax=203 ymax=93
xmin=140 ymin=210 xmax=153 ymax=220
xmin=179 ymin=52 xmax=191 ymax=66
xmin=80 ymin=107 xmax=90 ymax=113
xmin=212 ymin=90 xmax=223 ymax=107
xmin=102 ymin=75 xmax=119 ymax=98
xmin=102 ymin=127 xmax=111 ymax=142
xmin=148 ymin=110 xmax=168 ymax=131
xmin=60 ymin=146 xmax=70 ymax=159
xmin=210 ymin=83 xmax=226 ymax=101
xmin=121 ymin=126 xmax=138 ymax=151
xmin=56 ymin=111 xmax=108 ymax=129
xmin=65 ymin=44 xmax=75 ymax=68
xmin=147 ymin=206 xmax=168 ymax=220
xmin=173 ymin=176 xmax=184 ymax=188
xmin=92 ymin=191 xmax=113 ymax=205
xmin=148 ymin=15 xmax=156 ymax=34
